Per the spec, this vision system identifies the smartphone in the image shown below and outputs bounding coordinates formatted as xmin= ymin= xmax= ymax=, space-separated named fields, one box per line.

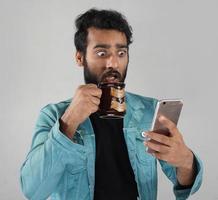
xmin=150 ymin=99 xmax=183 ymax=136
xmin=146 ymin=99 xmax=183 ymax=153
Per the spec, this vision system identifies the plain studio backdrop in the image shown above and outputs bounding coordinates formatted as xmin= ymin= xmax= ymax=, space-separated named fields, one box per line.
xmin=0 ymin=0 xmax=217 ymax=199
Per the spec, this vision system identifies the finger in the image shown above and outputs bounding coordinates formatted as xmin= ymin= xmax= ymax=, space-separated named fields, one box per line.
xmin=89 ymin=87 xmax=102 ymax=98
xmin=90 ymin=96 xmax=100 ymax=106
xmin=144 ymin=140 xmax=170 ymax=153
xmin=86 ymin=83 xmax=98 ymax=88
xmin=158 ymin=115 xmax=178 ymax=135
xmin=144 ymin=131 xmax=172 ymax=146
xmin=152 ymin=152 xmax=168 ymax=162
xmin=91 ymin=105 xmax=99 ymax=114
xmin=88 ymin=102 xmax=99 ymax=114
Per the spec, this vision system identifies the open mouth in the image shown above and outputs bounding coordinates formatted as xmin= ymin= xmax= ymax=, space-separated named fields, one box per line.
xmin=100 ymin=71 xmax=122 ymax=83
xmin=105 ymin=75 xmax=120 ymax=83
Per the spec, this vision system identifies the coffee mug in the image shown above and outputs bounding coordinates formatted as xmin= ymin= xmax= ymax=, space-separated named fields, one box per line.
xmin=98 ymin=82 xmax=126 ymax=119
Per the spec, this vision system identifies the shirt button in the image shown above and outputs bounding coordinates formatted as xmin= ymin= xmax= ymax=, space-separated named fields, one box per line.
xmin=141 ymin=132 xmax=146 ymax=137
xmin=141 ymin=132 xmax=150 ymax=141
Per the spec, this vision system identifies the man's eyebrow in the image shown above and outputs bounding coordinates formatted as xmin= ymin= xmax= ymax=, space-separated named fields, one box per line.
xmin=93 ymin=44 xmax=111 ymax=49
xmin=93 ymin=44 xmax=128 ymax=49
xmin=116 ymin=44 xmax=128 ymax=49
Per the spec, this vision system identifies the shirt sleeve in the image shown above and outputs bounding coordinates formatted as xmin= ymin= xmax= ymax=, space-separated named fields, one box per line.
xmin=20 ymin=105 xmax=87 ymax=200
xmin=159 ymin=151 xmax=203 ymax=200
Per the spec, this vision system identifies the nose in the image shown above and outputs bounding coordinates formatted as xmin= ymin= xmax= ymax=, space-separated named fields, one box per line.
xmin=106 ymin=54 xmax=119 ymax=70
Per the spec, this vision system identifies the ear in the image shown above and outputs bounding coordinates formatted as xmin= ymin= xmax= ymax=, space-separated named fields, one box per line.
xmin=75 ymin=51 xmax=84 ymax=67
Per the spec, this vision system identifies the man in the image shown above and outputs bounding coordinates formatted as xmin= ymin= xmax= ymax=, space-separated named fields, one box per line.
xmin=20 ymin=9 xmax=203 ymax=200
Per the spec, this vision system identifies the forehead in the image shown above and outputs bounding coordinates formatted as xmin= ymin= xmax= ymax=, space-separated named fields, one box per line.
xmin=86 ymin=27 xmax=127 ymax=48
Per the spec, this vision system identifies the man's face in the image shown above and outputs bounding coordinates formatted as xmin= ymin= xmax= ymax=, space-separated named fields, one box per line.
xmin=79 ymin=27 xmax=129 ymax=85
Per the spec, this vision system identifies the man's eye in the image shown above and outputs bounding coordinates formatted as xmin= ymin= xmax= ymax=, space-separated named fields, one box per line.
xmin=118 ymin=50 xmax=127 ymax=57
xmin=96 ymin=51 xmax=106 ymax=57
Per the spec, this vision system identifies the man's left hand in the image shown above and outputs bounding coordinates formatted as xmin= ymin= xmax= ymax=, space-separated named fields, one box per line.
xmin=143 ymin=115 xmax=194 ymax=170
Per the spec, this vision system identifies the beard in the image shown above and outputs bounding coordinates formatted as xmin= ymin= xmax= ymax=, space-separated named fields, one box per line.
xmin=83 ymin=57 xmax=128 ymax=85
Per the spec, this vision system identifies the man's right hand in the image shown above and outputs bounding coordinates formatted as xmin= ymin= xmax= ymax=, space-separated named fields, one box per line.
xmin=59 ymin=84 xmax=102 ymax=139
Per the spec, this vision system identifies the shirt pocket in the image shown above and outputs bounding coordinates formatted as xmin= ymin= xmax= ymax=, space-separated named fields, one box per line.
xmin=66 ymin=168 xmax=90 ymax=200
xmin=66 ymin=164 xmax=86 ymax=190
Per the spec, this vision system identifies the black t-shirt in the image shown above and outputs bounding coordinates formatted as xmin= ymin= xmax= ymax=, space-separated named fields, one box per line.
xmin=90 ymin=112 xmax=138 ymax=200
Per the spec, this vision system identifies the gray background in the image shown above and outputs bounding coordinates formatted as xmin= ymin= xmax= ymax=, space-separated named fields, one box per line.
xmin=0 ymin=0 xmax=217 ymax=199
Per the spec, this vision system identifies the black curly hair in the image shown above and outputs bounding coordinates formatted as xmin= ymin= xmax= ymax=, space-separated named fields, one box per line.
xmin=74 ymin=8 xmax=133 ymax=54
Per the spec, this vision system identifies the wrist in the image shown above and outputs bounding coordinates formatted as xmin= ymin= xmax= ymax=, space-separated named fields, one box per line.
xmin=180 ymin=149 xmax=194 ymax=170
xmin=59 ymin=109 xmax=80 ymax=139
xmin=176 ymin=150 xmax=196 ymax=186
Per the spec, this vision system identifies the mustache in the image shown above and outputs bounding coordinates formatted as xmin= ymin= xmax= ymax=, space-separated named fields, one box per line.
xmin=99 ymin=68 xmax=122 ymax=83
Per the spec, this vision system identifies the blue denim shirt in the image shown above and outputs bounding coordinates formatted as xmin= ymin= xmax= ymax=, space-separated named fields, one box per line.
xmin=20 ymin=92 xmax=203 ymax=200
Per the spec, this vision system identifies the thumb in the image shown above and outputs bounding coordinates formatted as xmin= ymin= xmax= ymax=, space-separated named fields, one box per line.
xmin=158 ymin=115 xmax=178 ymax=136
